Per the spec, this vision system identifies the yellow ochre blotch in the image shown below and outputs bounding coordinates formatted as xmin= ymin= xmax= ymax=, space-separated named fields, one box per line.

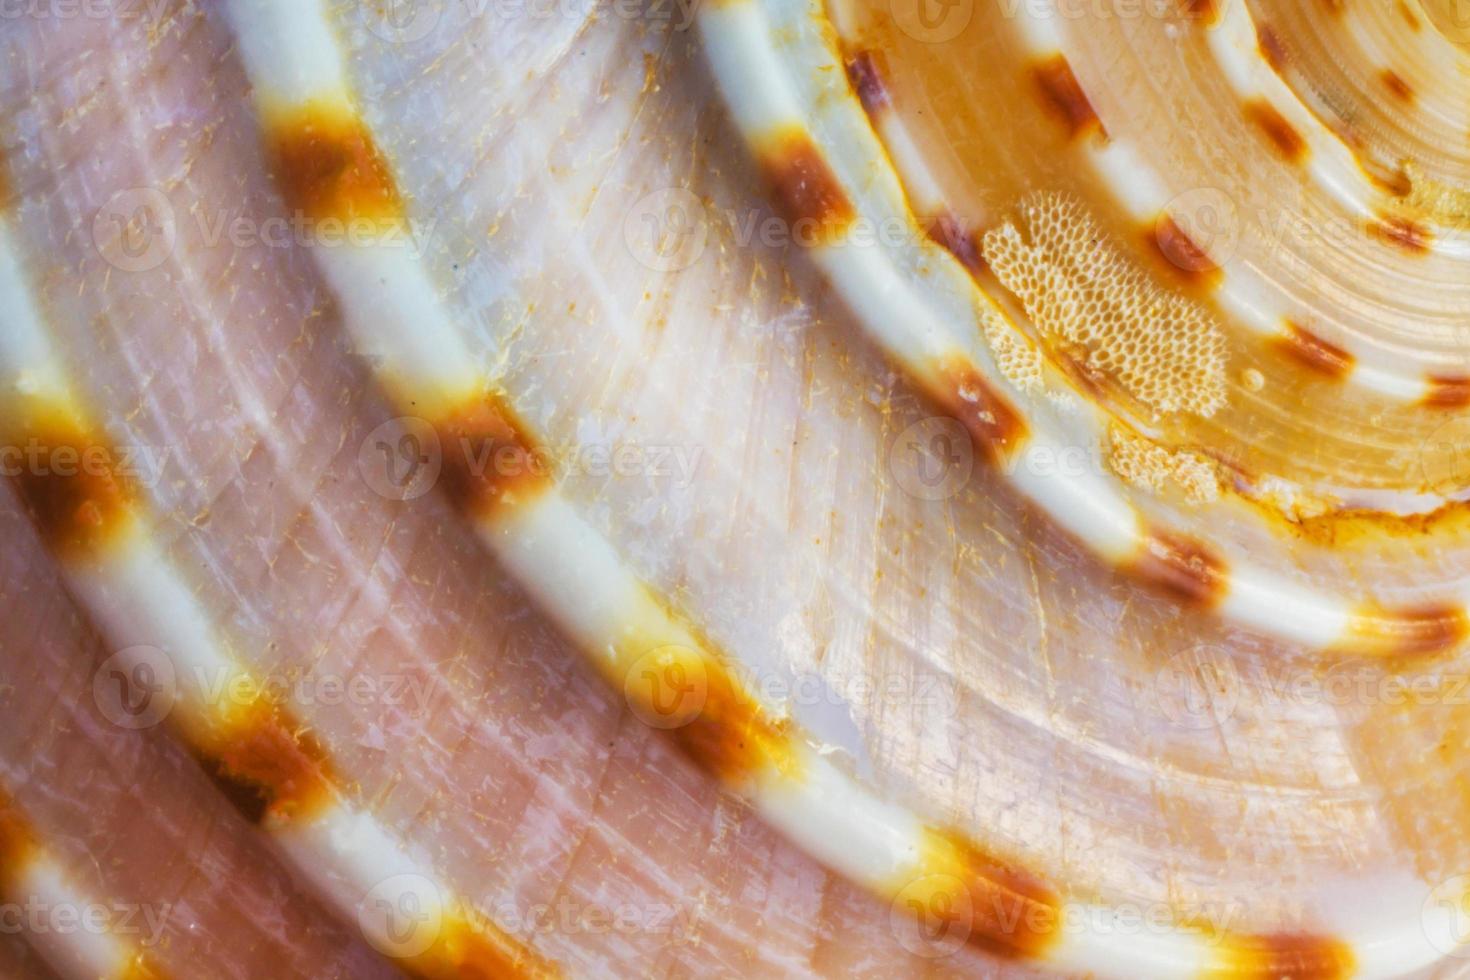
xmin=0 ymin=794 xmax=36 ymax=887
xmin=194 ymin=698 xmax=335 ymax=828
xmin=1276 ymin=321 xmax=1354 ymax=378
xmin=910 ymin=828 xmax=1063 ymax=960
xmin=5 ymin=399 xmax=138 ymax=561
xmin=404 ymin=909 xmax=561 ymax=980
xmin=1033 ymin=55 xmax=1106 ymax=142
xmin=433 ymin=392 xmax=554 ymax=521
xmin=757 ymin=126 xmax=857 ymax=248
xmin=264 ymin=101 xmax=404 ymax=228
xmin=1126 ymin=528 xmax=1229 ymax=607
xmin=1209 ymin=931 xmax=1355 ymax=979
xmin=1342 ymin=603 xmax=1469 ymax=659
xmin=617 ymin=596 xmax=800 ymax=787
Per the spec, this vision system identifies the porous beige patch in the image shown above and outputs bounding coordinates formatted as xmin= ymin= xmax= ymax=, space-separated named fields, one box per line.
xmin=1403 ymin=163 xmax=1470 ymax=227
xmin=982 ymin=192 xmax=1226 ymax=418
xmin=979 ymin=312 xmax=1044 ymax=393
xmin=1108 ymin=426 xmax=1219 ymax=504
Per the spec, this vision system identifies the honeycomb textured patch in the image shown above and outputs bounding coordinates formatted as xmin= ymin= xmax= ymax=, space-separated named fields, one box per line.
xmin=1108 ymin=426 xmax=1220 ymax=504
xmin=982 ymin=192 xmax=1227 ymax=418
xmin=979 ymin=312 xmax=1045 ymax=393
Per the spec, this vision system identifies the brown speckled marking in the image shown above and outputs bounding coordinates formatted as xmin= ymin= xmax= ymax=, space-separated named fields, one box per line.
xmin=1149 ymin=214 xmax=1223 ymax=286
xmin=1127 ymin=529 xmax=1228 ymax=606
xmin=757 ymin=127 xmax=856 ymax=247
xmin=845 ymin=50 xmax=890 ymax=115
xmin=1380 ymin=68 xmax=1415 ymax=103
xmin=9 ymin=406 xmax=136 ymax=561
xmin=930 ymin=359 xmax=1029 ymax=466
xmin=1257 ymin=24 xmax=1288 ymax=71
xmin=1344 ymin=604 xmax=1469 ymax=658
xmin=1369 ymin=215 xmax=1431 ymax=254
xmin=1318 ymin=0 xmax=1345 ymax=15
xmin=920 ymin=830 xmax=1062 ymax=959
xmin=1397 ymin=0 xmax=1421 ymax=30
xmin=202 ymin=705 xmax=335 ymax=826
xmin=265 ymin=103 xmax=404 ymax=225
xmin=928 ymin=212 xmax=987 ymax=276
xmin=1034 ymin=55 xmax=1106 ymax=142
xmin=1426 ymin=375 xmax=1470 ymax=408
xmin=1276 ymin=321 xmax=1354 ymax=378
xmin=1213 ymin=932 xmax=1355 ymax=979
xmin=1244 ymin=100 xmax=1308 ymax=162
xmin=435 ymin=394 xmax=553 ymax=521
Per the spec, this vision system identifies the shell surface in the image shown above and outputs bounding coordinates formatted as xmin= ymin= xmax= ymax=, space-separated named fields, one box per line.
xmin=0 ymin=0 xmax=1467 ymax=978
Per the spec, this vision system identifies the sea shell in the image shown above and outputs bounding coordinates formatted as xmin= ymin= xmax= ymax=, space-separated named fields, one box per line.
xmin=0 ymin=0 xmax=1467 ymax=977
